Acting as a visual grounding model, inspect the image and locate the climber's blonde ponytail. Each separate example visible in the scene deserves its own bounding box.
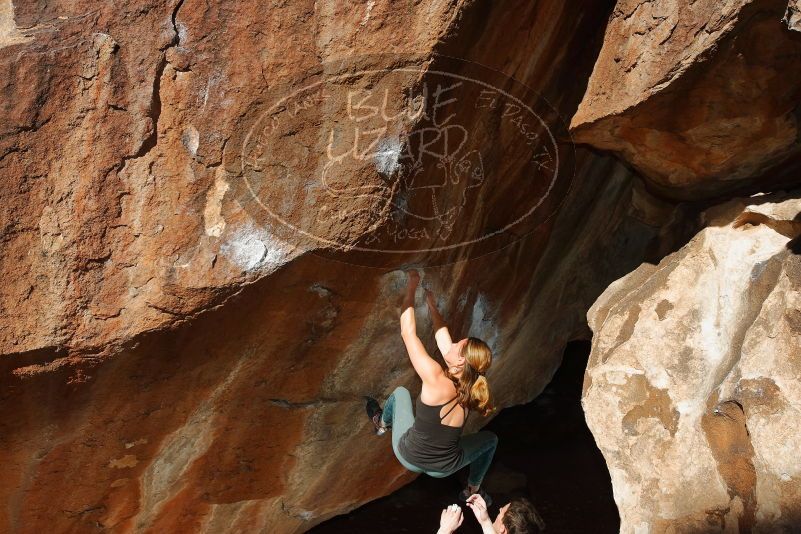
[452,337,494,417]
[469,374,492,416]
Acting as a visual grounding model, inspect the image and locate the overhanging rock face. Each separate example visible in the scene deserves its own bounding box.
[5,0,800,531]
[1,0,669,532]
[1,0,485,360]
[584,191,801,533]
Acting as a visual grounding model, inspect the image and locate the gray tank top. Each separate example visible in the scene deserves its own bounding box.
[397,395,467,473]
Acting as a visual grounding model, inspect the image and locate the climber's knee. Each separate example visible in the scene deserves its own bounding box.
[391,385,411,401]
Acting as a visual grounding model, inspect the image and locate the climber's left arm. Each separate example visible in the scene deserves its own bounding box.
[425,289,453,356]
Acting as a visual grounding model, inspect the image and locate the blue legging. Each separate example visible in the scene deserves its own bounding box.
[381,386,498,487]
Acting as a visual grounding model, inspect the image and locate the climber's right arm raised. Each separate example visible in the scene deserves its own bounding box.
[400,270,442,384]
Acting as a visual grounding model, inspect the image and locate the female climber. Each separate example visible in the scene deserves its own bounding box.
[365,269,498,505]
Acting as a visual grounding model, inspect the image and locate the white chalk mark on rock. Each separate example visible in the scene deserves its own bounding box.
[221,229,267,271]
[374,137,402,176]
[469,292,500,356]
[360,0,376,26]
[204,169,229,237]
[220,222,296,272]
[182,125,200,157]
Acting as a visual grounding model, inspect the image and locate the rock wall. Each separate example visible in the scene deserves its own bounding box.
[1,0,484,360]
[571,0,801,200]
[583,191,801,532]
[574,2,801,532]
[4,0,801,531]
[0,0,667,532]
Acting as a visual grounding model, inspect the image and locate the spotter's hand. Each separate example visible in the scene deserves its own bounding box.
[466,494,490,523]
[437,504,464,534]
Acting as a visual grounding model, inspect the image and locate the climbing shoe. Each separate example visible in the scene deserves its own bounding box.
[364,396,390,435]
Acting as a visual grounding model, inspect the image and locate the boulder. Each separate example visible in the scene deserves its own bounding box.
[583,189,801,532]
[571,0,801,200]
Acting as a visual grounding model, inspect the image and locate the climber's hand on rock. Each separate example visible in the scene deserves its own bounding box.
[437,504,464,534]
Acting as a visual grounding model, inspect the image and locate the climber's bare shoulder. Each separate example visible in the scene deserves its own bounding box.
[420,373,458,406]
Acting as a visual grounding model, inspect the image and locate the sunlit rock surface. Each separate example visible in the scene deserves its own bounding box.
[571,0,801,200]
[583,190,801,533]
[2,0,492,359]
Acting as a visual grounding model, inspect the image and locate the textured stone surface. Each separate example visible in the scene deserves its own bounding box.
[785,0,801,32]
[571,0,801,200]
[2,0,488,361]
[0,0,676,532]
[583,190,801,533]
[5,0,800,531]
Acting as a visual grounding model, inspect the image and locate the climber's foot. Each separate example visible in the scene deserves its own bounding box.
[364,396,390,436]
